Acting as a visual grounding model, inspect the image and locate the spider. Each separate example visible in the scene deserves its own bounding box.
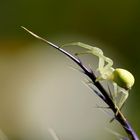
[62,42,135,112]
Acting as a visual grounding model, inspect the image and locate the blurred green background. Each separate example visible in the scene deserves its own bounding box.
[0,0,140,139]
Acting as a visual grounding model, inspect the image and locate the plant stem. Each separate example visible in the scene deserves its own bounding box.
[22,27,139,140]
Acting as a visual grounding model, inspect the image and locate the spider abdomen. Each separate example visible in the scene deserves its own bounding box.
[111,68,135,90]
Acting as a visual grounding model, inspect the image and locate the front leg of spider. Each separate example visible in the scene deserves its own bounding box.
[62,42,97,56]
[95,55,114,82]
[61,42,113,80]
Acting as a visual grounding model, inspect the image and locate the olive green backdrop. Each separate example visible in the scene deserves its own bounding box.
[0,0,140,139]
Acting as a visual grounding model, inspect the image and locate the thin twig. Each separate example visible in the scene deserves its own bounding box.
[21,26,139,140]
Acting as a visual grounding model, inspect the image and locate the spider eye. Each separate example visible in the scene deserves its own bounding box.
[111,68,135,90]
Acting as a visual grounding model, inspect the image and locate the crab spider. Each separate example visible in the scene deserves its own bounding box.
[62,42,135,112]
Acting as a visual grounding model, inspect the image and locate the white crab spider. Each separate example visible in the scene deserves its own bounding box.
[62,42,135,112]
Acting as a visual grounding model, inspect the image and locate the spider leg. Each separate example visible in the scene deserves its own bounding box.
[95,53,114,81]
[112,83,121,115]
[113,83,118,101]
[117,88,129,110]
[61,42,94,50]
[97,57,105,72]
[103,57,113,71]
[115,87,128,115]
[62,42,114,84]
[74,51,91,56]
[107,83,113,100]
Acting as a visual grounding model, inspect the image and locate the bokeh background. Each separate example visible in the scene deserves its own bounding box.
[0,0,140,139]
